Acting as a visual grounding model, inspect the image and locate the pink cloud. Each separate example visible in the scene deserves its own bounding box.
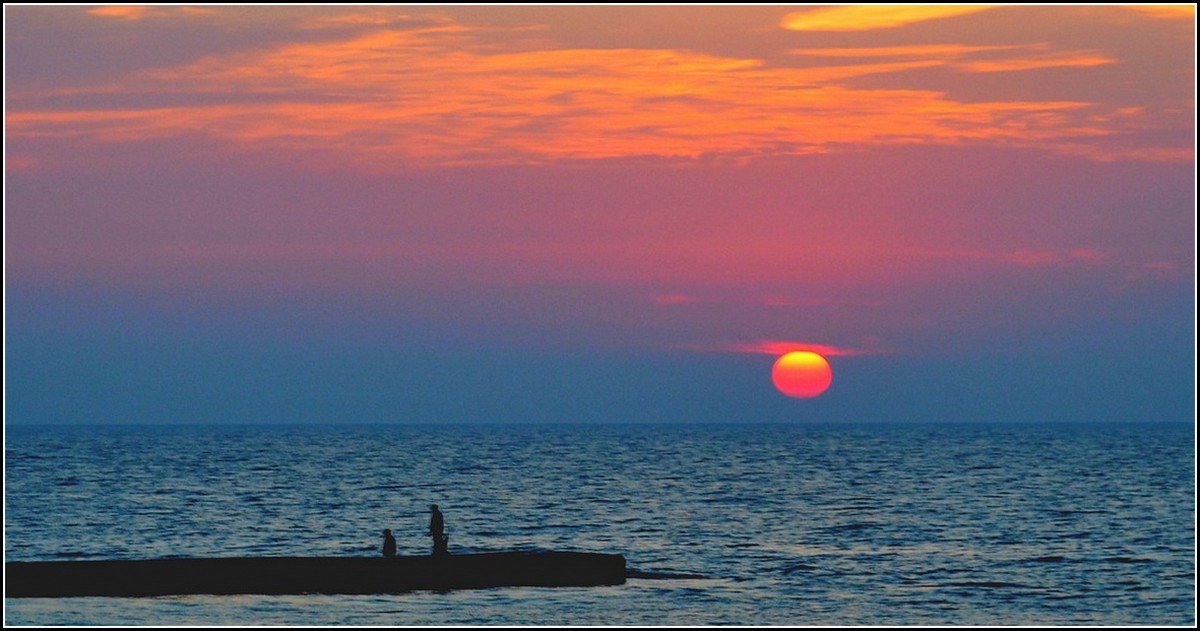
[1111,259,1185,292]
[649,293,698,306]
[1069,248,1107,262]
[760,296,834,308]
[1001,249,1061,267]
[681,340,885,357]
[760,296,886,309]
[919,247,1114,268]
[5,154,42,172]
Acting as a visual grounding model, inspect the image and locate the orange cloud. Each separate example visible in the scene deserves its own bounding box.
[781,6,994,32]
[957,52,1115,73]
[298,12,423,29]
[793,44,1115,74]
[87,6,153,20]
[791,44,1029,58]
[1123,5,1195,20]
[88,6,215,21]
[5,24,1183,168]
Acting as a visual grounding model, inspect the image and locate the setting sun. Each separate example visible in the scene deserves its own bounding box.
[771,351,833,398]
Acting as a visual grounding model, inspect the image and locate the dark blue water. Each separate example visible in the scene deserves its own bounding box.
[5,423,1195,625]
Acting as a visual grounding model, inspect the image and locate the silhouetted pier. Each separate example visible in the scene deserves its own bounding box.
[6,552,626,597]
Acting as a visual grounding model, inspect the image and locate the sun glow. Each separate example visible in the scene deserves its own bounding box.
[771,351,833,398]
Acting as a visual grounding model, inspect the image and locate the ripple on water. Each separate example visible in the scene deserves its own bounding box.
[4,422,1195,626]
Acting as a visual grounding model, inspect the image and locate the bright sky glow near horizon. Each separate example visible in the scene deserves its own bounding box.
[5,5,1196,424]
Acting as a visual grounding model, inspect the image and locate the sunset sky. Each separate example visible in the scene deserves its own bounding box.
[5,5,1195,424]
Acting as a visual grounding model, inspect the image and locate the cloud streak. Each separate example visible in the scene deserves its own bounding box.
[681,340,886,357]
[1122,5,1196,20]
[781,6,994,32]
[918,247,1114,268]
[791,43,1116,74]
[87,5,215,21]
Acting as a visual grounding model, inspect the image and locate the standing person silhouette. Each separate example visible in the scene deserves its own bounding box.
[381,528,397,557]
[428,504,448,555]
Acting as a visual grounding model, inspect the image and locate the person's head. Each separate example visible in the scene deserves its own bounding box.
[430,504,439,511]
[383,529,391,536]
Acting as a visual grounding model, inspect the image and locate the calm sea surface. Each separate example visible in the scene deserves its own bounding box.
[4,423,1195,625]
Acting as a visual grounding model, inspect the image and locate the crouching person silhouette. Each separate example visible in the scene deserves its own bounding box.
[381,528,397,557]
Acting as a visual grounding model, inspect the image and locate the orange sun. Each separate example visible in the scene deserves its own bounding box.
[771,351,833,398]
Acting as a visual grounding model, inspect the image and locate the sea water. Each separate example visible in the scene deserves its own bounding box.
[4,422,1195,625]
